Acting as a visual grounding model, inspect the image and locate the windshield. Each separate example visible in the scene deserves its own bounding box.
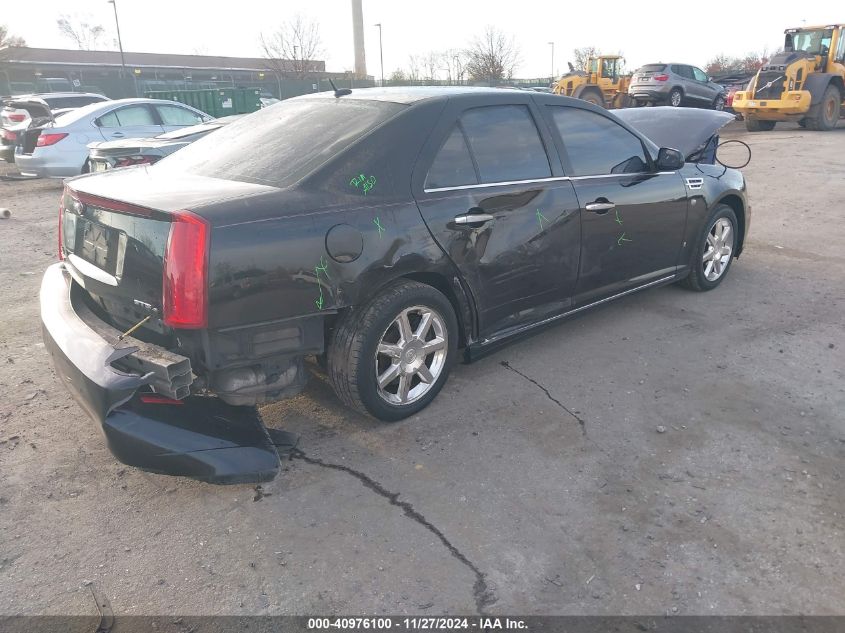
[155,97,405,188]
[790,29,833,54]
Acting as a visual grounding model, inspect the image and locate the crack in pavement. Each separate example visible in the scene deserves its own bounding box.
[291,449,497,614]
[501,361,587,435]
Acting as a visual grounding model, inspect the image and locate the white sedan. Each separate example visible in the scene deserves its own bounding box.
[14,98,212,178]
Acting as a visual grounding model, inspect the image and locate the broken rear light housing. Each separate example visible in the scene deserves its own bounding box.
[114,155,160,168]
[37,133,69,147]
[163,210,210,329]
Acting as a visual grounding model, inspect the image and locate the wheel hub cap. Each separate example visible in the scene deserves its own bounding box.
[702,217,734,282]
[375,306,448,405]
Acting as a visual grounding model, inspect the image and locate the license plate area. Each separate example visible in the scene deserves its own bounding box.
[77,218,122,277]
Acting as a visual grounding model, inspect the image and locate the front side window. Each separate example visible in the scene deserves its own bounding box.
[549,106,648,176]
[459,105,551,183]
[156,105,205,126]
[425,126,477,189]
[692,67,708,82]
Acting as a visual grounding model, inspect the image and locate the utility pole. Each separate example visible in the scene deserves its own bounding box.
[374,23,384,86]
[548,41,555,83]
[108,0,130,94]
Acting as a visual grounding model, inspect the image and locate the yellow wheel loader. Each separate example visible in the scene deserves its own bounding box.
[552,55,632,109]
[733,24,845,131]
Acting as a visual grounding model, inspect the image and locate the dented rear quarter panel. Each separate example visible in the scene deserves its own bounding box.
[202,98,472,334]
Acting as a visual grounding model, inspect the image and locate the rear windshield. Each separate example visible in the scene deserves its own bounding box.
[44,95,107,109]
[638,64,666,73]
[155,97,405,188]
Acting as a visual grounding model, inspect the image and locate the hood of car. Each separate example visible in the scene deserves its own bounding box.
[614,107,735,160]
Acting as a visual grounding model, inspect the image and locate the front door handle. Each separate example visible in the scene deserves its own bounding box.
[585,201,615,214]
[111,132,125,138]
[454,212,495,225]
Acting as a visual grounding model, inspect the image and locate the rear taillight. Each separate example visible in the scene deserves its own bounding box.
[1,130,16,141]
[163,210,209,329]
[653,74,669,81]
[115,155,159,168]
[58,191,65,261]
[36,133,68,147]
[8,113,26,122]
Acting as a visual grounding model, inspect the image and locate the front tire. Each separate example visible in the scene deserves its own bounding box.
[680,204,738,292]
[805,84,841,131]
[328,280,458,421]
[713,95,726,111]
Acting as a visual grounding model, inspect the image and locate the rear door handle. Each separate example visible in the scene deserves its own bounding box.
[454,212,495,225]
[585,202,615,214]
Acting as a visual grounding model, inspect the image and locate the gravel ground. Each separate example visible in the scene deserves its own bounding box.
[0,121,843,617]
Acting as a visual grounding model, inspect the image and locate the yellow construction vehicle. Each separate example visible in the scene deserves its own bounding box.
[552,55,632,109]
[733,24,845,131]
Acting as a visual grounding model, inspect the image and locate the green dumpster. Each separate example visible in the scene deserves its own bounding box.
[144,88,262,118]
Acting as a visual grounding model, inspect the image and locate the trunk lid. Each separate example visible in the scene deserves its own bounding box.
[60,168,278,335]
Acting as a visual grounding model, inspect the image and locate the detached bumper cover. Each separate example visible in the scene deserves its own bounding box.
[40,263,280,483]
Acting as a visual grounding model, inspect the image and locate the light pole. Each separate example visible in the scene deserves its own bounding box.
[548,41,555,83]
[453,55,461,84]
[374,23,384,86]
[107,0,128,92]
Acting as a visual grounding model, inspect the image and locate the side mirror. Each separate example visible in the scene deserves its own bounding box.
[656,147,684,171]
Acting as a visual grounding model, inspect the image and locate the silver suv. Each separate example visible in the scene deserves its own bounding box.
[628,63,726,110]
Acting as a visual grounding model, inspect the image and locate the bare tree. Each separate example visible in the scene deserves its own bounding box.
[570,46,599,72]
[443,49,466,83]
[705,49,772,76]
[0,24,26,61]
[421,51,442,80]
[407,55,421,81]
[389,69,407,82]
[260,14,323,79]
[464,26,520,84]
[57,14,107,50]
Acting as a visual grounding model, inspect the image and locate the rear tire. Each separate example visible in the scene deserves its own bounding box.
[680,204,738,292]
[805,84,841,131]
[328,280,458,421]
[669,88,683,107]
[745,118,776,131]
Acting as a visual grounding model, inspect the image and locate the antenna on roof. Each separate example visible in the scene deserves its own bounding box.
[328,78,352,98]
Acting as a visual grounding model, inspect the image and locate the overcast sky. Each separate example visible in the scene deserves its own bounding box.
[5,1,836,77]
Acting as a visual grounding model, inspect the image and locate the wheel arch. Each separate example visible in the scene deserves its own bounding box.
[805,73,842,104]
[330,267,477,352]
[714,194,746,256]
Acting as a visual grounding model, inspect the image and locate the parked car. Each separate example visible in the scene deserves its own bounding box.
[86,115,243,171]
[40,87,749,483]
[14,98,212,178]
[628,63,726,110]
[1,93,109,162]
[711,73,756,114]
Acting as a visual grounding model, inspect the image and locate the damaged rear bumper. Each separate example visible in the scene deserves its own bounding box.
[40,262,281,484]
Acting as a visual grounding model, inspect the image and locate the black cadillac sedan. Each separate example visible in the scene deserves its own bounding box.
[40,87,749,482]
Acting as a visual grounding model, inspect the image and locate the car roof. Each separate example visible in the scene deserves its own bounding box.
[296,86,535,105]
[13,92,107,100]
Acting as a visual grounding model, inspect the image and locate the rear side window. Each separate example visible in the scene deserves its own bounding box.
[549,106,648,176]
[425,126,477,189]
[157,98,405,188]
[674,65,694,80]
[156,104,205,125]
[97,105,155,127]
[460,105,551,183]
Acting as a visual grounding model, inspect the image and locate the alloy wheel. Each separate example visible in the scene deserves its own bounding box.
[375,305,448,405]
[702,218,734,281]
[671,90,682,107]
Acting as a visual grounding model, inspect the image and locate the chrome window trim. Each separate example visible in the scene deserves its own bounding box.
[423,171,677,193]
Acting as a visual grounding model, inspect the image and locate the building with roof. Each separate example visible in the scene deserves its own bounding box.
[0,47,373,99]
